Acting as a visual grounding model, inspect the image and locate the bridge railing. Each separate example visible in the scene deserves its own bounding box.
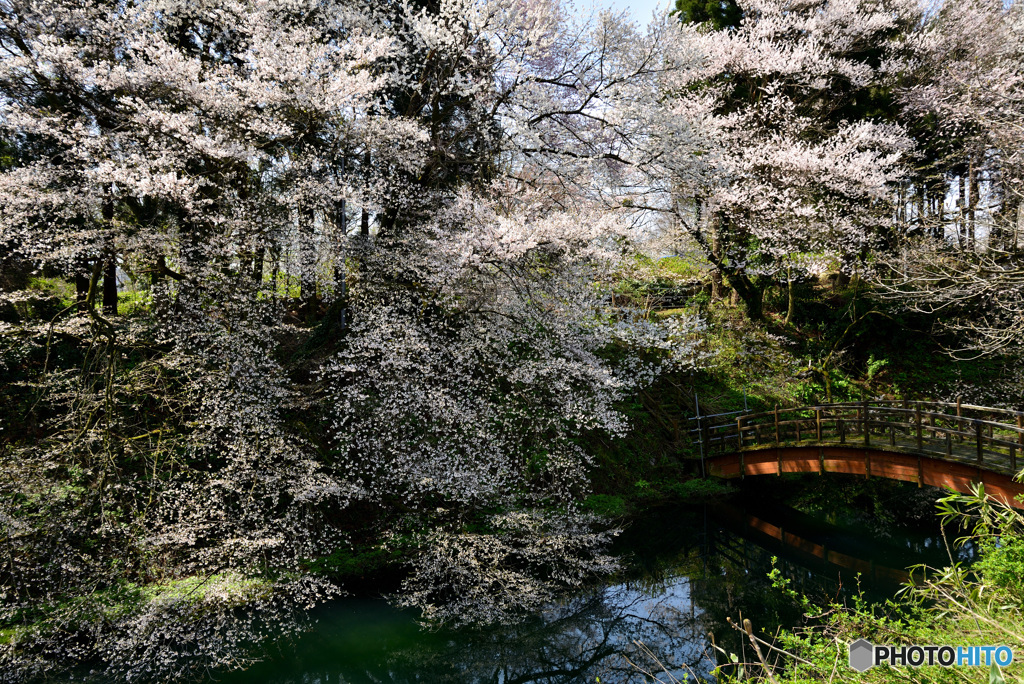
[696,400,1024,476]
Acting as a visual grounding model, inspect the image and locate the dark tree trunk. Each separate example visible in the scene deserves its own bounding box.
[102,256,117,316]
[152,255,166,287]
[710,234,724,302]
[360,207,369,237]
[724,271,764,320]
[251,247,265,282]
[968,158,979,249]
[785,264,795,325]
[102,195,117,315]
[299,208,318,320]
[360,150,371,238]
[75,268,91,312]
[957,174,967,249]
[270,244,281,300]
[921,189,929,237]
[690,211,763,319]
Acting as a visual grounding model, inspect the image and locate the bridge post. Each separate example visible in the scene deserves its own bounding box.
[1018,415,1023,454]
[956,395,964,443]
[863,401,870,447]
[838,417,845,443]
[976,420,984,464]
[816,409,822,442]
[774,405,780,445]
[921,403,929,450]
[1015,415,1023,472]
[737,417,745,450]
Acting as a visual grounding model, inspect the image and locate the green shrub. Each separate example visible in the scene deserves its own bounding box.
[27,276,75,309]
[665,478,731,500]
[582,494,627,518]
[976,533,1024,604]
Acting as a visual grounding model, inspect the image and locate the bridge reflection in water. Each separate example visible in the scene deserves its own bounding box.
[707,498,961,587]
[697,400,1024,508]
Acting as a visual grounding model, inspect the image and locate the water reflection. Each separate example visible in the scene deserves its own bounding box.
[223,495,964,684]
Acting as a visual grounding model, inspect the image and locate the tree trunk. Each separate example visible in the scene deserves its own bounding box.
[102,256,117,316]
[299,208,318,320]
[102,197,117,316]
[957,174,967,249]
[75,267,91,312]
[970,155,978,248]
[710,234,724,302]
[251,247,265,283]
[1016,203,1024,252]
[784,264,795,325]
[151,254,166,287]
[360,150,371,238]
[921,188,929,236]
[724,271,764,320]
[968,157,979,249]
[270,245,281,300]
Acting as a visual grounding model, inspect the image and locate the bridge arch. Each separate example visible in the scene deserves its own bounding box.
[705,446,1024,509]
[695,401,1024,509]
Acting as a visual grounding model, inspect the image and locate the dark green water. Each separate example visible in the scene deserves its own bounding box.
[222,480,966,684]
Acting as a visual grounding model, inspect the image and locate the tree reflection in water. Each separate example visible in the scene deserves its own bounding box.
[223,499,959,684]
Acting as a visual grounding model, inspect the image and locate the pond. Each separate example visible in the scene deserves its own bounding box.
[222,479,969,683]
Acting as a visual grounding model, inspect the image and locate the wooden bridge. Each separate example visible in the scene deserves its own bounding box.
[697,400,1024,509]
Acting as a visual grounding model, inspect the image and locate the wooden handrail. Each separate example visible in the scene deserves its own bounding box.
[692,399,1024,477]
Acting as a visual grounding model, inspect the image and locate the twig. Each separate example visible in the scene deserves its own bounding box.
[728,617,780,684]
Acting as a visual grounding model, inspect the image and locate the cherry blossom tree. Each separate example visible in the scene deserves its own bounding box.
[895,0,1023,248]
[648,0,917,319]
[0,0,711,677]
[873,1,1024,357]
[0,0,423,677]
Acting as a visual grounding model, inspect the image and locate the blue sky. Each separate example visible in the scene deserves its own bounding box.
[601,0,671,24]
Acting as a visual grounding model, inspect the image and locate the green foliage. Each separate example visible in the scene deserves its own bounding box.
[656,256,704,280]
[865,353,889,382]
[307,546,405,580]
[27,276,75,309]
[939,486,1024,605]
[975,533,1024,604]
[673,0,743,31]
[665,478,731,500]
[607,253,707,312]
[765,489,1024,683]
[116,288,151,317]
[582,494,627,518]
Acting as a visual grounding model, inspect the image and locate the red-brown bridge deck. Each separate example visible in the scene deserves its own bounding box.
[706,446,1024,509]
